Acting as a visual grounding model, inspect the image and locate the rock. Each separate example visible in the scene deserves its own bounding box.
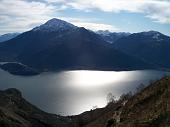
[0,88,73,127]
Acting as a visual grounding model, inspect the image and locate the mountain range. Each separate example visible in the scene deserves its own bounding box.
[96,30,131,43]
[112,31,170,70]
[0,18,153,73]
[0,18,169,74]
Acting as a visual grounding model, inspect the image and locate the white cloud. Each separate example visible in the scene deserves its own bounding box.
[72,22,119,32]
[0,0,118,34]
[0,0,55,34]
[144,1,170,24]
[45,0,170,24]
[1,0,169,34]
[44,0,67,3]
[56,17,119,31]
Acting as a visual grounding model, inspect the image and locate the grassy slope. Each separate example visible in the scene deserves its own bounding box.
[83,76,170,127]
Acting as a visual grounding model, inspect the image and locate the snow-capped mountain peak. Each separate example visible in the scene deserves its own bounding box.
[33,18,77,32]
[96,30,111,36]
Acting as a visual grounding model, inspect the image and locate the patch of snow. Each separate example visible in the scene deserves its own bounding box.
[152,33,160,39]
[96,30,111,36]
[152,33,163,41]
[33,18,77,32]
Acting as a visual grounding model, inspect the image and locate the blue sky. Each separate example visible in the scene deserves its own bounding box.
[0,0,170,35]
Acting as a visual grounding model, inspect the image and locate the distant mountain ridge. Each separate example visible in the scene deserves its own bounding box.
[96,30,131,43]
[0,18,152,72]
[113,31,170,70]
[0,33,20,42]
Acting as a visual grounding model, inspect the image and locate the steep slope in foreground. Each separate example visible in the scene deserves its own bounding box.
[0,18,152,72]
[87,76,170,127]
[116,76,170,127]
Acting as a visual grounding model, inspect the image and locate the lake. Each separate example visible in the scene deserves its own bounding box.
[0,69,169,115]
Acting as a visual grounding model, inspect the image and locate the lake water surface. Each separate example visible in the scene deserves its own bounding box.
[0,69,169,115]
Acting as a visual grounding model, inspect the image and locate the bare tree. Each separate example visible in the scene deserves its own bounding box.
[107,92,116,104]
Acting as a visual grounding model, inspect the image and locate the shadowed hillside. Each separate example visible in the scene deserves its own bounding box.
[0,19,152,73]
[113,31,170,70]
[82,76,170,127]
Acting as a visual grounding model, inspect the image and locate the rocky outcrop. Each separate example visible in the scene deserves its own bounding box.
[0,88,72,127]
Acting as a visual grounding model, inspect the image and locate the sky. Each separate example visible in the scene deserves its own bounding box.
[0,0,170,35]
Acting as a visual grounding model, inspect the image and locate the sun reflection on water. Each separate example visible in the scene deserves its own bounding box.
[64,70,131,88]
[0,69,168,115]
